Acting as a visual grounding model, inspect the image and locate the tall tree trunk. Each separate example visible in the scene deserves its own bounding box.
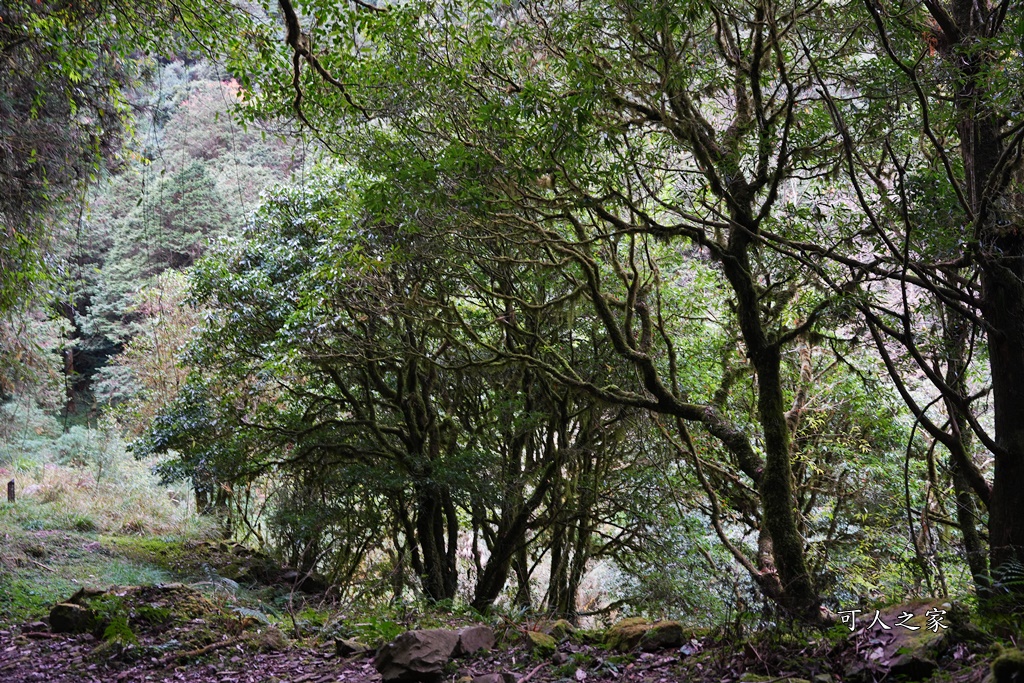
[513,545,532,608]
[414,481,458,601]
[721,218,823,622]
[472,458,556,611]
[946,0,1024,598]
[943,312,990,592]
[981,262,1024,591]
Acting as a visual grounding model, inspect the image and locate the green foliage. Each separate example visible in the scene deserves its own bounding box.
[350,615,406,647]
[102,614,139,646]
[61,59,300,421]
[2,0,1008,630]
[53,426,114,473]
[136,604,174,624]
[223,0,923,621]
[0,395,64,468]
[0,0,131,316]
[231,606,273,626]
[0,312,67,402]
[97,271,202,434]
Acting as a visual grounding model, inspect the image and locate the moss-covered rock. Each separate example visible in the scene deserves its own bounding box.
[605,618,685,652]
[336,637,373,657]
[250,626,290,652]
[48,584,219,641]
[524,630,557,655]
[991,648,1024,683]
[546,619,576,640]
[49,602,97,634]
[570,628,605,645]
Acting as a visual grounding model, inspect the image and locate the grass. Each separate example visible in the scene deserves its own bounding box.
[0,501,179,622]
[0,415,226,623]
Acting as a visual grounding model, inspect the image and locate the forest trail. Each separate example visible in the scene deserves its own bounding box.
[0,610,696,683]
[0,628,373,683]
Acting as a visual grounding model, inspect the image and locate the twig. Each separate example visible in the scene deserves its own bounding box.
[520,662,547,683]
[24,631,62,639]
[158,635,246,665]
[29,559,56,573]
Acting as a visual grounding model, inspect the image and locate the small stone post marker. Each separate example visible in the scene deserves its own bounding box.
[7,479,14,503]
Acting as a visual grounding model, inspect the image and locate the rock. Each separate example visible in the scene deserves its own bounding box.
[841,599,950,682]
[374,629,461,683]
[472,675,505,683]
[67,587,106,605]
[552,652,570,665]
[251,626,290,652]
[336,637,373,657]
[546,619,576,640]
[571,628,605,645]
[49,603,97,634]
[455,625,495,656]
[605,618,685,652]
[740,676,809,683]
[23,621,47,633]
[278,569,328,593]
[471,674,517,683]
[992,649,1024,683]
[524,630,557,654]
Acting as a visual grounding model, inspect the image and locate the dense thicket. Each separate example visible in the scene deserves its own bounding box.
[135,166,918,617]
[200,0,910,621]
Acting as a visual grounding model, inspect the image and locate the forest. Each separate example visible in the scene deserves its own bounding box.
[1,0,1024,680]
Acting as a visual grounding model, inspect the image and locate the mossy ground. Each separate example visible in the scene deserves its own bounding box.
[0,501,177,622]
[0,500,291,628]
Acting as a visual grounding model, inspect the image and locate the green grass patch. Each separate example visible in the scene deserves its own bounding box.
[0,502,176,624]
[101,535,192,570]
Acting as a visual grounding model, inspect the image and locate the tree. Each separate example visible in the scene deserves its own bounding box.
[1,0,274,416]
[808,0,1024,603]
[233,0,890,622]
[98,271,202,436]
[0,0,134,315]
[138,169,718,612]
[57,59,300,417]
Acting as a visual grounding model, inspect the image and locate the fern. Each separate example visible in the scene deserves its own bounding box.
[231,606,272,625]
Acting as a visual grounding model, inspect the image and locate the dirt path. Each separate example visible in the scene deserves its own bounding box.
[0,627,381,683]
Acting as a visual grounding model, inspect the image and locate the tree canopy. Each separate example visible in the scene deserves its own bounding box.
[3,0,1024,625]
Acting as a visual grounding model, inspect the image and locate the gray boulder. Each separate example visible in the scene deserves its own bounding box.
[455,625,496,656]
[336,637,372,657]
[374,629,461,683]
